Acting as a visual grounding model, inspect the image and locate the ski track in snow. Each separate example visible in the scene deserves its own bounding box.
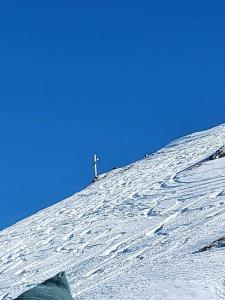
[1,124,225,299]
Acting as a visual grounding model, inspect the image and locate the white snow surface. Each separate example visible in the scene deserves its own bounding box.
[1,124,225,299]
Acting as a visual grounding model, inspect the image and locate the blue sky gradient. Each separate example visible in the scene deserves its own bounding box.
[0,0,224,229]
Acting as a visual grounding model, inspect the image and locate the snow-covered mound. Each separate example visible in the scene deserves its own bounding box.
[1,124,225,300]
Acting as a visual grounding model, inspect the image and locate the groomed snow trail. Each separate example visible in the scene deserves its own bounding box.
[1,124,225,299]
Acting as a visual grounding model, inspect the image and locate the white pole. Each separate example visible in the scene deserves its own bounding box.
[94,154,98,178]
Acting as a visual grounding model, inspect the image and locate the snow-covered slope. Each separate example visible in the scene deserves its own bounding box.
[1,124,225,300]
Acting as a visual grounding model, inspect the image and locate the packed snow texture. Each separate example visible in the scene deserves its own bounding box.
[1,124,225,299]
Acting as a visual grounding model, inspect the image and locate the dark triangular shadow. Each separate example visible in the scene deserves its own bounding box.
[15,272,74,300]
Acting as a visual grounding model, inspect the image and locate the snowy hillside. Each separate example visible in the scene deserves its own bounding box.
[1,124,225,300]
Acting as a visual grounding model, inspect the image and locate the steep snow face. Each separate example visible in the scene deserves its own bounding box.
[1,124,225,300]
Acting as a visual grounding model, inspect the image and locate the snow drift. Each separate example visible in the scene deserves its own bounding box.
[1,124,225,299]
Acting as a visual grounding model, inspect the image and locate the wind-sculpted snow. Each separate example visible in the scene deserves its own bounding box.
[1,124,225,299]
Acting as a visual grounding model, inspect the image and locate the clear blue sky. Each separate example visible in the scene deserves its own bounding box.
[0,0,224,229]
